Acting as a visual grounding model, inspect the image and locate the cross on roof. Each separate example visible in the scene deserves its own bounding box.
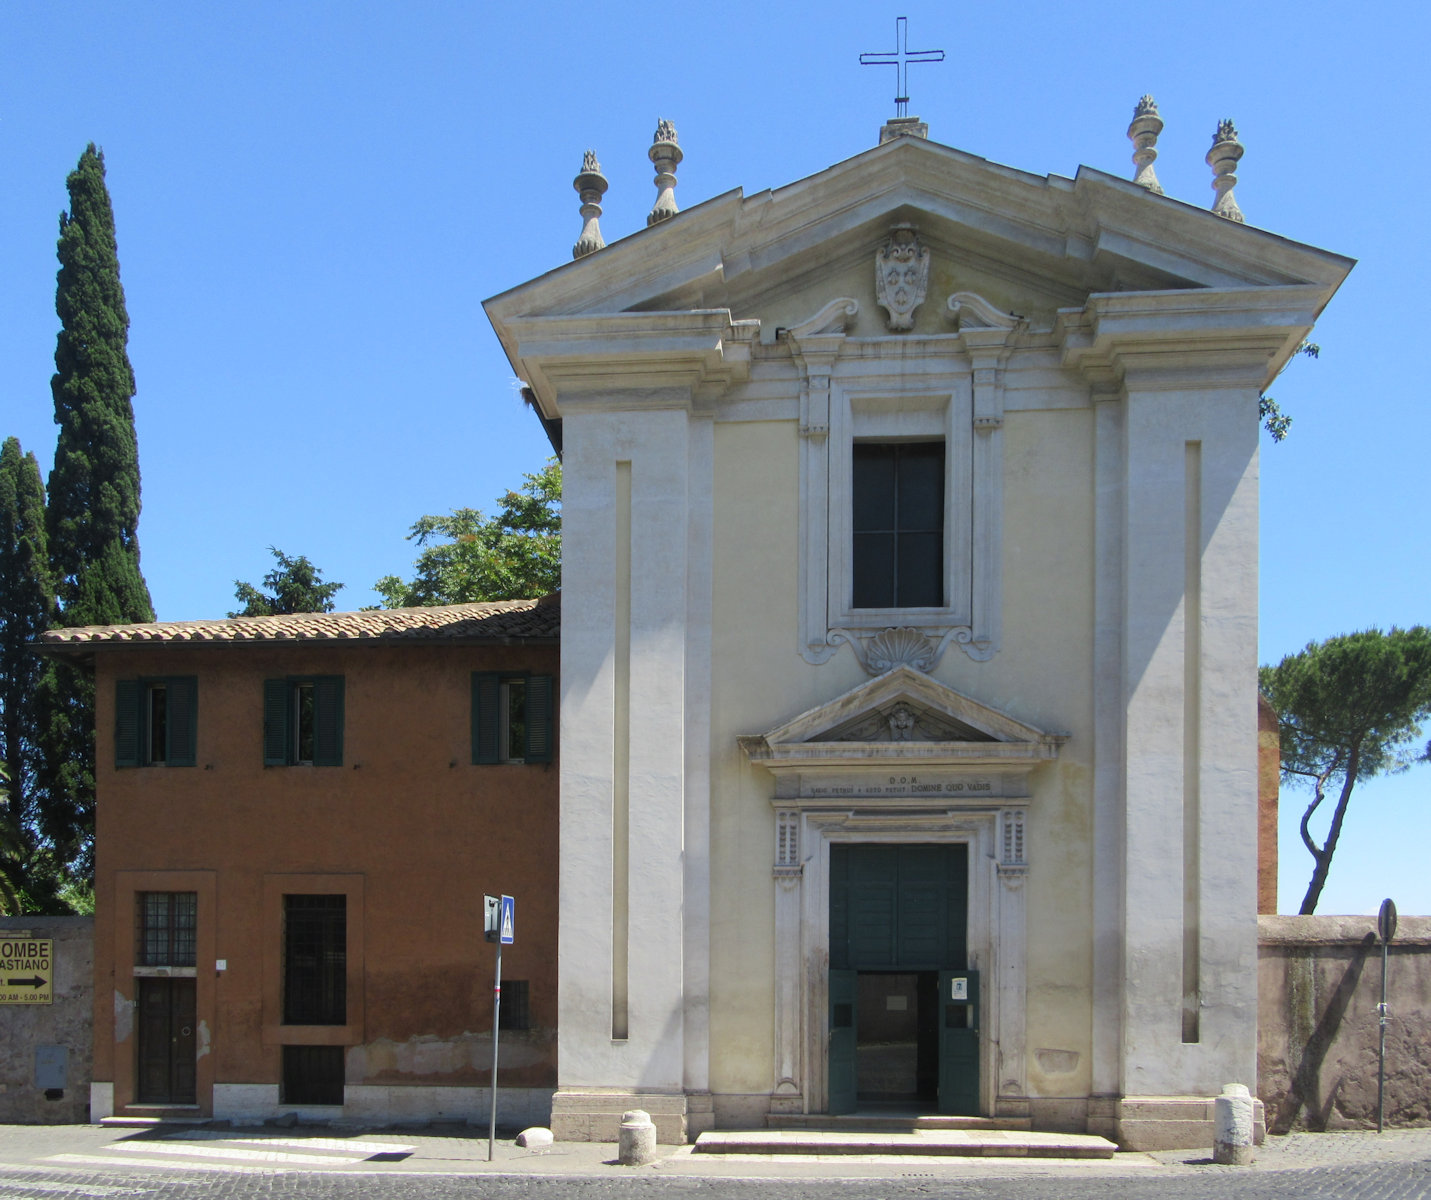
[859,17,945,119]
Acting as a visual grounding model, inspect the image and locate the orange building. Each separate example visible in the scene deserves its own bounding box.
[42,598,559,1126]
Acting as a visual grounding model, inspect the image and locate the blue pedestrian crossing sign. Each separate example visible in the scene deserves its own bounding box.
[499,895,515,945]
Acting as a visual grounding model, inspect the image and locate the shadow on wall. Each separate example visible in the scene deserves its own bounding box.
[1276,932,1372,1132]
[1259,915,1431,1133]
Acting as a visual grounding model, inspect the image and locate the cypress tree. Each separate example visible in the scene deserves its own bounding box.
[0,437,56,906]
[46,144,153,625]
[37,144,153,885]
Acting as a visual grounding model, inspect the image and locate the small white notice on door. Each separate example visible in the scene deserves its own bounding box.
[951,977,968,1001]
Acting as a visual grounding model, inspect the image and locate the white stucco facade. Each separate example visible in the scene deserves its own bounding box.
[484,131,1350,1149]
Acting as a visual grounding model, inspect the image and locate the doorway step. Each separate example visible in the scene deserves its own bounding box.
[693,1125,1117,1159]
[767,1113,1030,1132]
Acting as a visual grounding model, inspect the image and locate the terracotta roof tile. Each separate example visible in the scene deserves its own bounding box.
[39,594,560,648]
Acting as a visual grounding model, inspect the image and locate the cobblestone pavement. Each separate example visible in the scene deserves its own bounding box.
[0,1125,1426,1198]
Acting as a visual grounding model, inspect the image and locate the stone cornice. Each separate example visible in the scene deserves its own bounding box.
[1055,285,1331,391]
[502,310,758,416]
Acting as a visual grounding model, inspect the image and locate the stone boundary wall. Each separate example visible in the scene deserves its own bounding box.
[1259,914,1431,1132]
[0,916,93,1123]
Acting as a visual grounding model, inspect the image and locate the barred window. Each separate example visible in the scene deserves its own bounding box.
[283,895,346,1025]
[498,979,530,1031]
[137,892,197,967]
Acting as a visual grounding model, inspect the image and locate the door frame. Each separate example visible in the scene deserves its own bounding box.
[110,871,217,1116]
[769,806,1029,1120]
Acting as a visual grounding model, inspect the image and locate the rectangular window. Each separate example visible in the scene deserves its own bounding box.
[282,894,346,1025]
[472,672,553,765]
[852,441,945,609]
[136,892,197,967]
[498,979,531,1031]
[281,1044,344,1106]
[114,677,197,768]
[263,677,344,767]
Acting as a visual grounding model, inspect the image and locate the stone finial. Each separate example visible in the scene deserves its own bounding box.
[1207,118,1245,223]
[647,119,682,226]
[572,150,608,260]
[1127,95,1164,195]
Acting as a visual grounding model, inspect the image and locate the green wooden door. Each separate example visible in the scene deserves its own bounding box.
[828,968,857,1115]
[938,970,980,1116]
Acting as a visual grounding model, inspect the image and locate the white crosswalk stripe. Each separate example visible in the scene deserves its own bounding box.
[111,1143,357,1165]
[159,1132,415,1155]
[43,1153,287,1175]
[37,1130,419,1178]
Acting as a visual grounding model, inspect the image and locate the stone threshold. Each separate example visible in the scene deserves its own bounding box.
[768,1113,1033,1133]
[101,1113,215,1128]
[695,1128,1118,1158]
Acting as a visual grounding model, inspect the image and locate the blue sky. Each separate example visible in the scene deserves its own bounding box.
[2,2,1426,916]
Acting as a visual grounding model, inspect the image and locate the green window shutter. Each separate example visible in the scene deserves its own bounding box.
[115,679,141,768]
[525,674,554,764]
[472,672,500,764]
[165,676,198,767]
[312,676,344,767]
[263,678,290,766]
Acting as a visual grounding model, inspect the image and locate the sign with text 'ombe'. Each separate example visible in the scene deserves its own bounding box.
[0,938,53,1004]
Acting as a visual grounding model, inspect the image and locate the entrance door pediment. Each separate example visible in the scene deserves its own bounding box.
[739,664,1066,776]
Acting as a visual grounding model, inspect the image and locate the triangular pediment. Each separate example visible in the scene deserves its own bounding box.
[487,134,1352,333]
[739,665,1066,772]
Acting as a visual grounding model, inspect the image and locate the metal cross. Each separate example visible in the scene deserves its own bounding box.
[859,17,945,118]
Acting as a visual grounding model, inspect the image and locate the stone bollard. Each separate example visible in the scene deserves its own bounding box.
[618,1108,657,1166]
[1214,1083,1255,1165]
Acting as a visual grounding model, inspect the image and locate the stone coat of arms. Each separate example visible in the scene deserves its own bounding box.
[875,225,930,331]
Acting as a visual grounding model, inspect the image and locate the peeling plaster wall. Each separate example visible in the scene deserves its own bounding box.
[0,916,92,1123]
[1259,915,1431,1131]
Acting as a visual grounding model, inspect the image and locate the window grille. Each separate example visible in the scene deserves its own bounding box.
[136,892,197,967]
[281,1044,344,1105]
[283,894,346,1025]
[498,979,530,1031]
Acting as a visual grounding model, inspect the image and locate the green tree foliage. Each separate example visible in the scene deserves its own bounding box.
[46,145,153,624]
[1258,340,1319,443]
[0,764,23,915]
[36,144,153,887]
[0,437,59,907]
[230,548,344,617]
[1260,627,1431,914]
[374,459,561,607]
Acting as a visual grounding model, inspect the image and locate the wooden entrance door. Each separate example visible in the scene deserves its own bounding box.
[136,978,196,1104]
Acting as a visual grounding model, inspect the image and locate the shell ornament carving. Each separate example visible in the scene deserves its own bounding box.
[865,627,937,673]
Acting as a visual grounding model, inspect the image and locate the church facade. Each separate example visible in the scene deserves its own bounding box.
[485,120,1350,1148]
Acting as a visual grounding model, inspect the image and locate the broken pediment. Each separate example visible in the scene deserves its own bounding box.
[739,665,1066,781]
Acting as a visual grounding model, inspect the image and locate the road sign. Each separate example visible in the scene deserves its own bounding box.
[499,895,515,945]
[483,895,501,943]
[0,938,53,1005]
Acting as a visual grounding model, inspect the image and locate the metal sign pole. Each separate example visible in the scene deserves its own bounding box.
[1379,934,1388,1133]
[1377,897,1397,1134]
[489,935,502,1161]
